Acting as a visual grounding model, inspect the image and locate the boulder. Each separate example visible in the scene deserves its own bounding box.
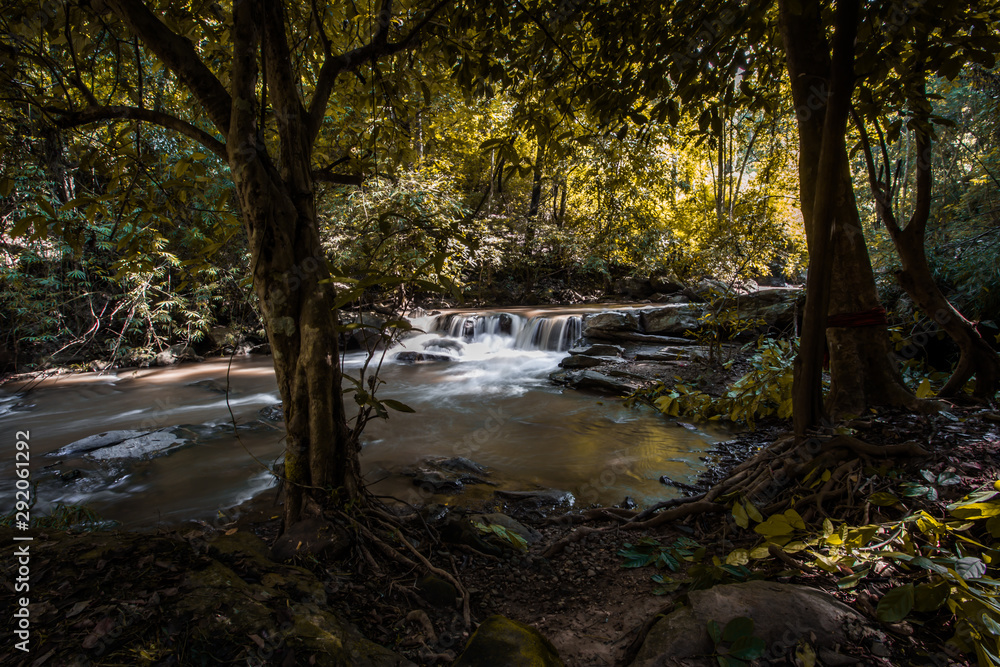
[422,337,464,352]
[684,277,733,303]
[454,615,564,667]
[493,489,575,508]
[52,428,192,461]
[650,274,686,293]
[558,355,608,369]
[612,277,654,298]
[630,580,866,667]
[634,346,711,363]
[639,305,704,335]
[394,350,455,363]
[258,404,284,421]
[716,287,804,329]
[568,344,624,357]
[154,344,201,366]
[429,456,489,476]
[550,369,640,395]
[581,311,640,339]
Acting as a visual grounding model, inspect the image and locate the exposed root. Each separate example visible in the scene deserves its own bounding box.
[542,525,612,558]
[539,431,933,555]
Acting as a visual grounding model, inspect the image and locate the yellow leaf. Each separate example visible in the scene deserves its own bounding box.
[915,378,934,399]
[726,549,750,566]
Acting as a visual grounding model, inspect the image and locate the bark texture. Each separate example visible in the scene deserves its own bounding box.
[779,0,915,431]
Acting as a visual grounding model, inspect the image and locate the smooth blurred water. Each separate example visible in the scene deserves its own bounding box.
[0,307,727,527]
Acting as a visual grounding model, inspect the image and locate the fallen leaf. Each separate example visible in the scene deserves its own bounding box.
[66,600,91,619]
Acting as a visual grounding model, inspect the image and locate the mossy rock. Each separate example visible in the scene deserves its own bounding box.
[454,615,564,667]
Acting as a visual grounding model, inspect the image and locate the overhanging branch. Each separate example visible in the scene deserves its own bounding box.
[53,105,227,159]
[306,0,450,147]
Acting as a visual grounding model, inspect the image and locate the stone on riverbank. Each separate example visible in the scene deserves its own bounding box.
[454,615,565,667]
[630,580,866,666]
[550,369,641,395]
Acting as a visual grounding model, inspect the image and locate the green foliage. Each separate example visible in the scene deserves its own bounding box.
[628,338,799,427]
[722,483,1000,665]
[618,536,753,595]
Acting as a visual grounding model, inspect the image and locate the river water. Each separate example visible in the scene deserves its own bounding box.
[0,306,727,527]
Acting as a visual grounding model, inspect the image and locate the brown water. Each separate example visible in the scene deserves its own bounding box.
[0,308,728,527]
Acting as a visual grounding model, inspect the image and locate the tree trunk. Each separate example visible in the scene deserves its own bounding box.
[231,156,360,527]
[855,70,1000,400]
[779,0,915,430]
[895,233,1000,398]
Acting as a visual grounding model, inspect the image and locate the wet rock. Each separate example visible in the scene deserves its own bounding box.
[394,350,455,363]
[59,469,82,482]
[659,475,700,493]
[634,346,711,362]
[53,428,191,460]
[568,344,624,357]
[258,403,285,422]
[581,311,640,339]
[188,379,230,393]
[421,337,464,352]
[638,304,704,336]
[550,369,640,395]
[620,496,637,510]
[469,513,543,545]
[454,615,564,667]
[154,344,202,366]
[630,580,866,667]
[269,518,351,562]
[412,471,464,493]
[430,457,489,476]
[558,354,608,369]
[52,430,150,456]
[494,489,575,508]
[416,574,459,607]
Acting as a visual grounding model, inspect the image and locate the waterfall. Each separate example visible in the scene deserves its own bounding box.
[410,311,583,352]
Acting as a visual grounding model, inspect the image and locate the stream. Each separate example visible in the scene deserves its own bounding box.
[0,306,728,527]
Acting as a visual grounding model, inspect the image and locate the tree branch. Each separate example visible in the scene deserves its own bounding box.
[852,107,900,236]
[311,169,363,186]
[51,105,227,159]
[98,0,233,136]
[306,0,450,147]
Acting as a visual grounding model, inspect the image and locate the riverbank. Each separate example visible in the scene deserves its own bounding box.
[5,405,999,665]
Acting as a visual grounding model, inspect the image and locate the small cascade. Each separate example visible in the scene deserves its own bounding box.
[413,311,582,353]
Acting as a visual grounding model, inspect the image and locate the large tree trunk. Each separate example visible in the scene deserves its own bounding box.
[779,0,915,431]
[231,161,360,526]
[227,0,361,528]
